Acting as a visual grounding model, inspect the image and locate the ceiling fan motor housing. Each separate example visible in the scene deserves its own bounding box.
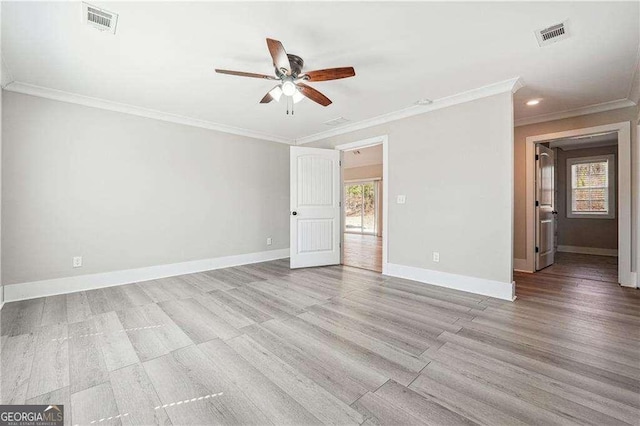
[276,54,304,78]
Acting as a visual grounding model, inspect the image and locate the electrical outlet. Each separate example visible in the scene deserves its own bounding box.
[73,256,83,268]
[397,195,406,204]
[266,237,273,246]
[432,252,440,262]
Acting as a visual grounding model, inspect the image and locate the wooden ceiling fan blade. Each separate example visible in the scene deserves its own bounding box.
[215,69,277,80]
[304,67,356,82]
[266,38,291,75]
[297,83,332,106]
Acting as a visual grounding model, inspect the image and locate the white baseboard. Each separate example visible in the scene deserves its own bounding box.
[384,263,515,301]
[557,245,618,257]
[513,258,532,273]
[4,249,290,303]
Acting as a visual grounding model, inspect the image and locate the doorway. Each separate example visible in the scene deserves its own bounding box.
[527,123,631,287]
[335,136,388,273]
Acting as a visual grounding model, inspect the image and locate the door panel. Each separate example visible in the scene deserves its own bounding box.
[536,145,556,270]
[290,147,341,269]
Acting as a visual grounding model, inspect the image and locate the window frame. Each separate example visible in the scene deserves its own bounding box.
[566,154,616,219]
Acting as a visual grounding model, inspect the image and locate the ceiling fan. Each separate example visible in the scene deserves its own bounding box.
[215,38,355,109]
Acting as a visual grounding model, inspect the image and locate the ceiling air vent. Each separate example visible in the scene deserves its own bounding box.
[535,21,568,47]
[82,3,118,34]
[323,117,350,126]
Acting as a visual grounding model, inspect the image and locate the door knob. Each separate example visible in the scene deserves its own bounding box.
[291,211,298,216]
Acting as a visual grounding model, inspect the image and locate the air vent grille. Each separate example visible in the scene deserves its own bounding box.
[82,3,118,34]
[535,21,569,47]
[323,117,350,126]
[87,7,112,27]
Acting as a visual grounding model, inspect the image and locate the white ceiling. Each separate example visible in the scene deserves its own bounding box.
[2,2,639,142]
[343,144,383,168]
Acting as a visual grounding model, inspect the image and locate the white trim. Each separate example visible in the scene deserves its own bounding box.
[4,82,292,145]
[336,135,389,271]
[513,258,531,272]
[557,245,618,257]
[515,99,637,127]
[385,263,515,301]
[3,248,289,303]
[297,77,523,145]
[525,122,633,287]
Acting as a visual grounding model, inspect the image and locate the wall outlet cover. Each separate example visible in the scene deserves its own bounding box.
[73,256,83,268]
[397,195,406,204]
[266,237,273,246]
[432,252,440,262]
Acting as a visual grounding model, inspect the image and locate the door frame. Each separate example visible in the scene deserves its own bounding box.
[524,121,633,287]
[335,135,389,273]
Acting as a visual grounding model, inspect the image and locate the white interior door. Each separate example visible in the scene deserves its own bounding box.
[290,146,341,268]
[535,145,556,270]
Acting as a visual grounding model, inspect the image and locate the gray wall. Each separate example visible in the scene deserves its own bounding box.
[556,145,618,250]
[310,92,514,286]
[2,91,290,285]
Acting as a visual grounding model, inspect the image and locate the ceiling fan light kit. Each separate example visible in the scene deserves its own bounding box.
[215,38,356,114]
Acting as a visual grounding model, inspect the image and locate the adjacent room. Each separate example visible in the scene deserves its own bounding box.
[342,144,384,272]
[1,2,639,425]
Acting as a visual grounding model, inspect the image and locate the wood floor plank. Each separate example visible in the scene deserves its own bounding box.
[242,323,372,404]
[66,292,93,324]
[374,380,476,425]
[70,382,121,426]
[27,323,69,400]
[158,297,239,342]
[109,363,172,426]
[68,318,109,394]
[228,334,364,425]
[27,387,71,426]
[41,295,68,326]
[116,304,193,362]
[1,298,45,336]
[351,391,425,425]
[198,339,322,425]
[143,345,272,425]
[1,333,36,404]
[93,311,139,371]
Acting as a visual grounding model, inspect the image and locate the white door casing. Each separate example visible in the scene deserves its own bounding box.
[290,146,341,268]
[536,145,555,270]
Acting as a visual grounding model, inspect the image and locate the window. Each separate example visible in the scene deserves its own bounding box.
[567,154,615,219]
[344,181,377,234]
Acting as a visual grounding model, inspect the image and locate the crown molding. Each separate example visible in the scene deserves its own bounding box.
[514,98,637,127]
[294,77,524,145]
[3,81,293,145]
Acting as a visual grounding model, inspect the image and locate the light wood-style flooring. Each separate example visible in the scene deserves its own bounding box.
[2,256,639,425]
[343,233,383,272]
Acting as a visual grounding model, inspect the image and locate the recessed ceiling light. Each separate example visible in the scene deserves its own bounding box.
[416,99,433,106]
[526,99,541,106]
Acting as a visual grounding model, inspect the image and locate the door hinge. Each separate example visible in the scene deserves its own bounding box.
[339,201,341,207]
[339,160,342,166]
[535,154,539,160]
[535,200,539,207]
[535,246,539,253]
